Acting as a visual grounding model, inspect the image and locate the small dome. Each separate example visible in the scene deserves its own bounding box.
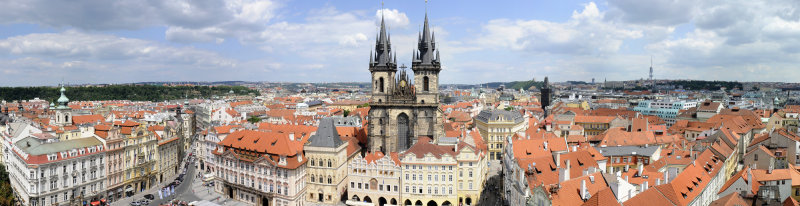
[57,86,69,104]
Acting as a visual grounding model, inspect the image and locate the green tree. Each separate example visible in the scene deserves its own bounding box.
[0,85,260,102]
[343,110,350,117]
[0,164,15,206]
[504,106,513,111]
[247,116,262,124]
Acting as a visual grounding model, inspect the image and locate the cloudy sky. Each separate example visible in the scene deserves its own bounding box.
[1,0,799,86]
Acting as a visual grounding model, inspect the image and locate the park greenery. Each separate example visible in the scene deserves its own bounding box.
[0,164,15,206]
[0,85,260,102]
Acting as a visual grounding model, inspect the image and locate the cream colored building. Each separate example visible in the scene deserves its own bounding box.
[347,151,401,206]
[304,119,359,204]
[455,136,488,206]
[398,136,488,206]
[474,109,526,160]
[155,123,181,184]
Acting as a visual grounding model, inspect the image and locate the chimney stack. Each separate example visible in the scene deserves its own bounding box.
[581,180,588,200]
[747,167,753,194]
[638,164,644,176]
[641,180,649,193]
[559,160,571,183]
[556,153,561,168]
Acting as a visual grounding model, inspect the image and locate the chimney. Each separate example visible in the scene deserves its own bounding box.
[747,167,753,194]
[566,159,571,170]
[641,181,649,193]
[768,165,773,174]
[556,152,561,167]
[637,164,643,176]
[581,180,588,200]
[559,160,571,183]
[544,142,548,150]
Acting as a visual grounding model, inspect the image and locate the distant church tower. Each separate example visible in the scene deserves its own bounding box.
[540,77,552,117]
[367,9,444,153]
[54,85,72,127]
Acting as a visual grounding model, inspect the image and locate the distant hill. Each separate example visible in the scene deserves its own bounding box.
[478,80,545,90]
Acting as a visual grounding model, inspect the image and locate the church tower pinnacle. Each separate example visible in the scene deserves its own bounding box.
[369,7,398,103]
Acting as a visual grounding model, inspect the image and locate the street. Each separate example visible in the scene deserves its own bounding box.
[477,160,507,206]
[111,152,248,206]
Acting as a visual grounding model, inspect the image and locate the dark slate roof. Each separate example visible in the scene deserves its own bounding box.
[0,113,10,125]
[307,118,344,148]
[474,109,524,124]
[595,145,660,157]
[306,100,324,107]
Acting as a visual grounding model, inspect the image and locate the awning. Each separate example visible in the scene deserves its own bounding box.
[90,201,101,206]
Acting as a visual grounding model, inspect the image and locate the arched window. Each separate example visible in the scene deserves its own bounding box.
[328,176,332,184]
[328,160,332,167]
[379,77,385,93]
[311,175,315,182]
[423,76,430,91]
[311,159,315,166]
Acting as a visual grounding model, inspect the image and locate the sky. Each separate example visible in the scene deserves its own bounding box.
[1,0,800,86]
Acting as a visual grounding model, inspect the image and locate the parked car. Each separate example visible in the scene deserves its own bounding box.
[144,194,154,200]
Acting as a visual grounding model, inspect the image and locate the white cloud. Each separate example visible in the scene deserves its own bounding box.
[0,30,236,67]
[642,0,800,82]
[605,0,697,26]
[474,2,642,55]
[376,9,410,28]
[0,0,280,44]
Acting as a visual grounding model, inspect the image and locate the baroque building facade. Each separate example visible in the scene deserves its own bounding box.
[367,13,445,153]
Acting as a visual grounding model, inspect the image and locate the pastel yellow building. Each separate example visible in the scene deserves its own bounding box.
[399,135,487,206]
[474,110,526,160]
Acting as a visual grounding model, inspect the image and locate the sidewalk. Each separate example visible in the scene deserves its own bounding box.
[190,171,249,206]
[112,159,189,206]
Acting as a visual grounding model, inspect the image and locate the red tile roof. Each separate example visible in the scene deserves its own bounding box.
[72,114,105,125]
[548,172,609,206]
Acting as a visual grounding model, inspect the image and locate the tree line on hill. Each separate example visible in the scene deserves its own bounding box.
[0,85,260,102]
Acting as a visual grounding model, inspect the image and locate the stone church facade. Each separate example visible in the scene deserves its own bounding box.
[367,14,444,153]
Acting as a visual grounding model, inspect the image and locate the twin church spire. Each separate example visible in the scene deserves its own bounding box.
[370,15,397,69]
[370,8,440,70]
[414,13,439,65]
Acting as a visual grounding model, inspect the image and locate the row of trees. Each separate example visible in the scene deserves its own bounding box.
[0,85,260,102]
[0,164,14,205]
[670,80,743,91]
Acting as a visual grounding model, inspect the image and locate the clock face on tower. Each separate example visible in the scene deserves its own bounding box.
[400,79,407,87]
